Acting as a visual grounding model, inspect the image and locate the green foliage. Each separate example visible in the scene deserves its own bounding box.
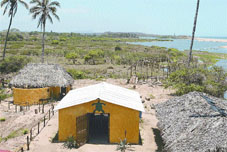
[21,49,41,56]
[65,52,79,64]
[22,129,28,135]
[6,33,24,41]
[0,56,31,74]
[150,94,155,99]
[116,138,129,152]
[84,49,104,65]
[115,46,122,51]
[165,66,227,97]
[51,40,60,45]
[67,69,86,79]
[0,118,6,122]
[63,136,78,149]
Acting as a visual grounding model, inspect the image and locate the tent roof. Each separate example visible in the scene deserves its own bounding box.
[55,82,144,112]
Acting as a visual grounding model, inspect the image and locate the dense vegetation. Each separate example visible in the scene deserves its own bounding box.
[0,30,226,98]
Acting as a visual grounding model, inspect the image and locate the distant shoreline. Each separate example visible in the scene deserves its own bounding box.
[195,37,227,43]
[195,37,227,49]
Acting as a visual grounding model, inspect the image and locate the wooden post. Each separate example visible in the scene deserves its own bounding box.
[39,103,40,112]
[38,122,40,134]
[27,136,29,150]
[49,110,50,120]
[42,103,44,114]
[30,129,32,141]
[52,104,54,116]
[44,116,46,127]
[8,102,10,110]
[21,147,24,152]
[15,105,17,113]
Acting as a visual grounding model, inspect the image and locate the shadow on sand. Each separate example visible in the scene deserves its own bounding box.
[152,128,164,152]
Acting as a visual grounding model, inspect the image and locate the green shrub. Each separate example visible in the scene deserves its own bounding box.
[165,66,227,97]
[67,69,86,79]
[116,138,129,152]
[52,40,59,45]
[22,129,28,135]
[63,136,78,149]
[0,118,6,122]
[115,46,122,51]
[65,52,79,64]
[0,56,31,74]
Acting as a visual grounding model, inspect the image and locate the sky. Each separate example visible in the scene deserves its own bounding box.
[0,0,227,37]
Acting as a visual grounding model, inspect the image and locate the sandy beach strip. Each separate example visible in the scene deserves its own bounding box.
[195,37,227,43]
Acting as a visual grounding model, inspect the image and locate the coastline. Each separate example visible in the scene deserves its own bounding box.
[195,37,227,49]
[195,37,227,43]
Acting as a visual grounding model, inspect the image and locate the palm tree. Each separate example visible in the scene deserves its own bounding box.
[30,0,60,63]
[1,0,28,60]
[188,0,200,66]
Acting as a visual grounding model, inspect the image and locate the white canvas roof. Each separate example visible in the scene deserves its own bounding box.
[55,82,144,112]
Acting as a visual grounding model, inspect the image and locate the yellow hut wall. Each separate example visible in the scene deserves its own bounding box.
[13,87,50,105]
[58,99,140,144]
[50,87,61,99]
[13,85,71,105]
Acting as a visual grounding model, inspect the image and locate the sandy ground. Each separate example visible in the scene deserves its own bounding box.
[25,79,174,152]
[0,95,57,151]
[195,37,227,43]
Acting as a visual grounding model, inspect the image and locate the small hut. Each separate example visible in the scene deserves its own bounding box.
[10,63,74,105]
[155,92,227,152]
[55,82,144,146]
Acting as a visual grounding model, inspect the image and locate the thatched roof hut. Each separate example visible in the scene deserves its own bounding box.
[155,92,227,152]
[10,63,74,88]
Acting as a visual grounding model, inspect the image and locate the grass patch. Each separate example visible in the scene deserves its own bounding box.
[149,94,155,99]
[22,129,29,135]
[0,117,6,122]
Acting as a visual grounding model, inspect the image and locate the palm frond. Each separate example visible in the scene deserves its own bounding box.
[52,12,59,21]
[30,0,41,5]
[47,14,53,24]
[49,1,60,7]
[18,0,29,9]
[3,2,9,15]
[0,0,8,7]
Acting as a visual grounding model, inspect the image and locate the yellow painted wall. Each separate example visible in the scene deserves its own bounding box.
[66,86,71,93]
[50,87,61,99]
[58,99,140,144]
[13,87,50,105]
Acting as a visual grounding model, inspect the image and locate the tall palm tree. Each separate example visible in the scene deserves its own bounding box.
[188,0,200,66]
[1,0,28,60]
[30,0,60,63]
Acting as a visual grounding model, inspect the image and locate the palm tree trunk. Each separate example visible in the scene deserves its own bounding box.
[188,0,200,67]
[2,9,14,60]
[41,23,46,63]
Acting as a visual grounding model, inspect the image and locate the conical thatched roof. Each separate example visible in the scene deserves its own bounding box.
[10,64,74,88]
[155,92,227,152]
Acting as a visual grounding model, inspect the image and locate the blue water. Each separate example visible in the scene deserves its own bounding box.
[129,38,227,53]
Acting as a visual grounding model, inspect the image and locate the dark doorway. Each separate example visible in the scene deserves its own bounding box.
[60,87,66,99]
[88,113,109,144]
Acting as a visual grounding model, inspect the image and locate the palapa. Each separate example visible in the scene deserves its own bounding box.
[10,63,74,88]
[155,92,227,152]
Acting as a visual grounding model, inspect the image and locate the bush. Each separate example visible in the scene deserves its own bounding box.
[67,69,86,79]
[51,40,59,45]
[22,129,28,135]
[65,52,79,64]
[84,49,104,65]
[0,56,31,74]
[165,66,227,97]
[63,136,78,149]
[0,118,6,122]
[115,46,122,51]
